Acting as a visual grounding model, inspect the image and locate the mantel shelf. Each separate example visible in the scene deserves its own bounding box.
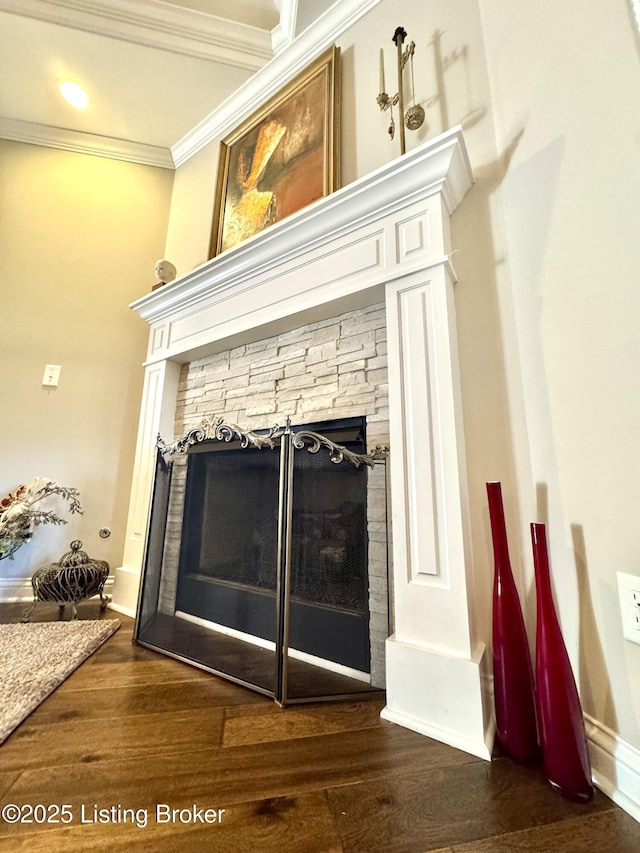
[129,126,473,366]
[131,125,472,328]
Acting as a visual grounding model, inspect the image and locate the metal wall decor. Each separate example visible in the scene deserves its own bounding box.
[376,26,426,155]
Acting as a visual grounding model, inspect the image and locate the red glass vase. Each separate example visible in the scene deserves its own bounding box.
[531,522,593,801]
[486,482,539,763]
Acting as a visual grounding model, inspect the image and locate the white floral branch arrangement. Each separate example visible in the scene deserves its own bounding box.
[0,478,82,561]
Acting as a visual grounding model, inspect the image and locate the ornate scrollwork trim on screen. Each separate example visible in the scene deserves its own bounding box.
[157,415,388,470]
[157,414,284,458]
[292,431,377,469]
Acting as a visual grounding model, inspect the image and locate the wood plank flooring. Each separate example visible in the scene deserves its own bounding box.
[1,602,639,852]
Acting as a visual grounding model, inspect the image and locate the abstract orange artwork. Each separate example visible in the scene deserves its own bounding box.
[210,46,340,257]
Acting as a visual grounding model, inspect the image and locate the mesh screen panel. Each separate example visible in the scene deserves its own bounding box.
[134,419,384,703]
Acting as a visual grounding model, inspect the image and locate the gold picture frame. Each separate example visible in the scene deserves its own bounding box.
[209,45,341,258]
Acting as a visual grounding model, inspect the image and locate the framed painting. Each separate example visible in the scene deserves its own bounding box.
[209,45,340,258]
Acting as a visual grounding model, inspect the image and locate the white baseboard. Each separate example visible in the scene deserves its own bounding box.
[382,635,494,761]
[585,713,640,823]
[381,703,495,761]
[107,600,137,619]
[110,565,141,615]
[0,576,33,602]
[0,575,116,605]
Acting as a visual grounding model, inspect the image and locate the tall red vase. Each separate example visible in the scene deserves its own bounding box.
[531,522,593,802]
[486,482,539,763]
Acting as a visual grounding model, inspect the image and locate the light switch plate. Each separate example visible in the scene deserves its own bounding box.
[42,364,61,387]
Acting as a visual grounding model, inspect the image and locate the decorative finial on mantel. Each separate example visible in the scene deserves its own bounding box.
[153,258,177,291]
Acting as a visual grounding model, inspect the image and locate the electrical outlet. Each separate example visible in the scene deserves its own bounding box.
[617,572,640,645]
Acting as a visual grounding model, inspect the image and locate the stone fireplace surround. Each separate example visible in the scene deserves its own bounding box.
[115,126,494,760]
[171,302,391,689]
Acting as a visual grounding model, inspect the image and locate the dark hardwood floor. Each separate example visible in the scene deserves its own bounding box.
[1,601,639,852]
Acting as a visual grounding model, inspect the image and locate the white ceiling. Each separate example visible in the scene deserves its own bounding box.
[0,0,337,167]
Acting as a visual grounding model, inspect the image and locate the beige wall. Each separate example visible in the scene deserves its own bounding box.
[0,141,173,582]
[477,0,640,746]
[164,142,219,278]
[344,0,640,757]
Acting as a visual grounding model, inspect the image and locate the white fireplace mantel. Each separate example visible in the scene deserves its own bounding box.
[116,126,494,760]
[131,125,472,366]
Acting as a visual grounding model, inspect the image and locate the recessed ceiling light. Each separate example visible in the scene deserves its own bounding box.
[58,80,90,109]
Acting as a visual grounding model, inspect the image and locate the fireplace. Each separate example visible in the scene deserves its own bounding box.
[135,415,388,704]
[119,129,494,759]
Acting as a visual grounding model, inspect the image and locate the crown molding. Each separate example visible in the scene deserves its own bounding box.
[0,117,174,168]
[0,0,272,70]
[0,0,383,167]
[271,0,297,55]
[171,0,384,167]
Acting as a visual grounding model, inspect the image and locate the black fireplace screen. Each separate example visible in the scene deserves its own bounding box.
[134,415,388,705]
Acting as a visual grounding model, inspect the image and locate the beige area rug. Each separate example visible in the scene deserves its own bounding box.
[0,619,120,744]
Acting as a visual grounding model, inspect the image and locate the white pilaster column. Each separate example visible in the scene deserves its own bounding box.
[112,358,181,616]
[382,260,493,759]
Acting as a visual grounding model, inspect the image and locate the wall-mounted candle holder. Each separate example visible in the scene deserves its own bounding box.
[377,26,425,155]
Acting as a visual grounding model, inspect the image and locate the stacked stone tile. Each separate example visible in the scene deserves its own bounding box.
[174,302,389,446]
[167,302,390,687]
